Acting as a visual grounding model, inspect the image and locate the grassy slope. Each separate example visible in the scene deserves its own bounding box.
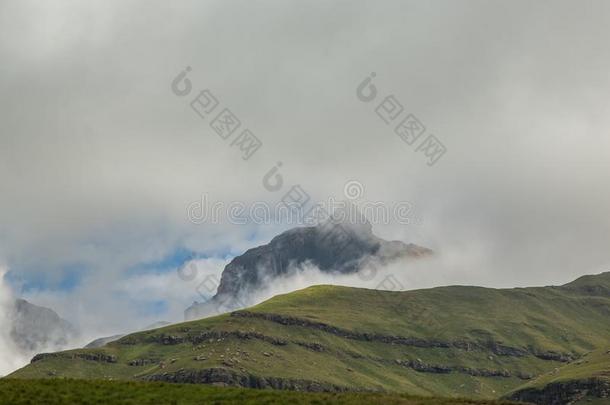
[519,348,610,388]
[505,348,610,404]
[8,272,610,401]
[0,379,517,405]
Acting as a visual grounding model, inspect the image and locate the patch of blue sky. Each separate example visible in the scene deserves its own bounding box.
[125,246,236,277]
[5,263,87,294]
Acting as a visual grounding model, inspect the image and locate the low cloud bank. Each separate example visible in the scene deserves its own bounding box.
[0,267,28,376]
[187,252,455,320]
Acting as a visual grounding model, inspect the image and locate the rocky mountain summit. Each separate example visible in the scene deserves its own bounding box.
[185,217,431,320]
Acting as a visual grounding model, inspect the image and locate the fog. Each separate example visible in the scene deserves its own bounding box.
[0,268,28,375]
[1,0,610,375]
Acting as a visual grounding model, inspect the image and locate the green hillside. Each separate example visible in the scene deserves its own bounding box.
[0,379,516,405]
[7,272,610,401]
[506,348,610,404]
[521,348,610,387]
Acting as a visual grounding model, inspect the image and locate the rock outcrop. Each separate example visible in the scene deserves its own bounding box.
[31,352,117,364]
[507,378,610,404]
[231,310,574,362]
[143,367,363,392]
[185,218,431,320]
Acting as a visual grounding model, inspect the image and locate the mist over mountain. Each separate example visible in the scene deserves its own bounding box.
[9,299,78,354]
[185,217,432,320]
[0,282,77,376]
[84,321,171,349]
[2,1,610,403]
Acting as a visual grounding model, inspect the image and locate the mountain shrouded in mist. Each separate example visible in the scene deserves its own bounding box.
[10,299,78,354]
[185,217,432,320]
[0,293,77,376]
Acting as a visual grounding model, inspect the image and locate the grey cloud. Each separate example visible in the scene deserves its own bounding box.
[0,0,609,354]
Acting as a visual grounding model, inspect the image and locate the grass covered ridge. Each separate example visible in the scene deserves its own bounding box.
[513,347,610,389]
[504,348,610,404]
[7,272,610,401]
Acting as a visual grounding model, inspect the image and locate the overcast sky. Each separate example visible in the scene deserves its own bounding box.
[1,0,609,339]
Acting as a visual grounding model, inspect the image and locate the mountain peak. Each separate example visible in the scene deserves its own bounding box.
[185,221,431,320]
[9,299,77,354]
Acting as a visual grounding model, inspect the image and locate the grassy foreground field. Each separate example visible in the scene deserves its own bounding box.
[0,379,517,405]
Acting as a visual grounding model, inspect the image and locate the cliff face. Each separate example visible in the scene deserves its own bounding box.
[185,219,431,320]
[10,299,77,354]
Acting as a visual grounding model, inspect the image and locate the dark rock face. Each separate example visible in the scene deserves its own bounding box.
[185,220,432,320]
[128,358,157,366]
[231,311,452,349]
[31,352,117,364]
[507,378,610,404]
[143,367,361,392]
[10,299,77,354]
[139,330,327,352]
[393,358,515,378]
[532,350,574,363]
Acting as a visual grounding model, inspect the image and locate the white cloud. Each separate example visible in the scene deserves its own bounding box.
[21,257,230,347]
[0,267,32,376]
